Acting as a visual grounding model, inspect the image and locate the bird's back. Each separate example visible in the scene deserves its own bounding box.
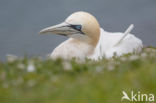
[90,28,143,60]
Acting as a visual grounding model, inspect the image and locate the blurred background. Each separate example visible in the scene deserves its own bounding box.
[0,0,156,60]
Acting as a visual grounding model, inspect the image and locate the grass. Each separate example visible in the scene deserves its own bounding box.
[0,48,156,103]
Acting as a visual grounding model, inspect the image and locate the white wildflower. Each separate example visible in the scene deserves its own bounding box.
[120,57,127,61]
[107,64,114,70]
[27,61,35,72]
[62,61,72,70]
[17,63,25,70]
[129,55,139,61]
[141,53,147,58]
[107,60,115,70]
[6,54,18,62]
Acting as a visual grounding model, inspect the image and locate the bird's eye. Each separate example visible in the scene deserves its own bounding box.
[75,25,81,30]
[70,25,82,31]
[68,24,84,34]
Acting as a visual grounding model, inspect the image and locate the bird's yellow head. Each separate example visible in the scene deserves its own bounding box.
[39,11,100,46]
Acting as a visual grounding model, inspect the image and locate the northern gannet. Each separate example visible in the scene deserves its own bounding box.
[39,11,143,60]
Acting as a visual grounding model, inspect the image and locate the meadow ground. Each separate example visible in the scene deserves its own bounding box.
[0,48,156,103]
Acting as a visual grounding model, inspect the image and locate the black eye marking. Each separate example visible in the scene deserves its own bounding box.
[70,25,82,31]
[65,22,85,34]
[69,25,84,34]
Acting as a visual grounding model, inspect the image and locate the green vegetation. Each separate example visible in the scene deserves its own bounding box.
[0,48,156,103]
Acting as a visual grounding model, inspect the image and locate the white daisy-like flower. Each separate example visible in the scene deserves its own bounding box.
[6,54,18,62]
[62,61,72,70]
[129,55,139,61]
[27,61,35,72]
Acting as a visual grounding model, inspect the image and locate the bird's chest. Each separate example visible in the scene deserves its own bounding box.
[51,41,93,59]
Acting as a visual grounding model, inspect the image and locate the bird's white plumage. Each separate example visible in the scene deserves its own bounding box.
[51,38,94,60]
[89,28,143,60]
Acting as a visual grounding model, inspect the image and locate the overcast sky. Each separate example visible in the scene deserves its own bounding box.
[0,0,156,60]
